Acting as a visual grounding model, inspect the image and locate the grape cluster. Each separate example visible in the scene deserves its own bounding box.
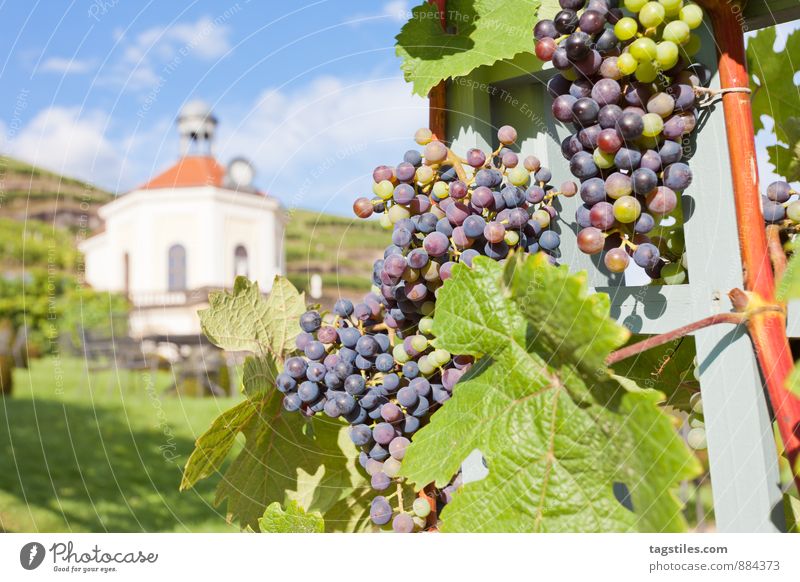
[686,390,706,450]
[534,0,706,280]
[762,180,800,225]
[277,126,573,532]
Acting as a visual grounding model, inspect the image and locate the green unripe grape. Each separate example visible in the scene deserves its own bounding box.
[418,316,435,335]
[393,344,410,363]
[787,200,800,222]
[656,41,680,70]
[617,52,639,75]
[689,414,705,428]
[418,355,436,376]
[630,37,658,62]
[661,262,687,285]
[420,301,435,316]
[687,427,707,450]
[624,0,648,11]
[402,268,420,283]
[682,33,701,56]
[412,498,431,518]
[532,209,551,228]
[504,230,520,246]
[681,252,688,269]
[639,2,666,28]
[380,213,393,229]
[416,165,435,184]
[388,203,411,223]
[410,334,428,352]
[613,196,642,223]
[614,17,639,41]
[508,166,530,186]
[374,179,394,199]
[561,68,578,81]
[593,148,616,169]
[659,0,683,16]
[430,348,451,367]
[383,457,402,477]
[635,59,658,83]
[689,391,703,413]
[641,112,664,137]
[680,3,704,29]
[663,20,691,45]
[432,180,449,198]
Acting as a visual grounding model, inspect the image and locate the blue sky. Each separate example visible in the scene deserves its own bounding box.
[0,0,427,215]
[0,1,796,216]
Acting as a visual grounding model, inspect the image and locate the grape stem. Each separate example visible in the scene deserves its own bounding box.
[605,303,783,366]
[766,224,787,284]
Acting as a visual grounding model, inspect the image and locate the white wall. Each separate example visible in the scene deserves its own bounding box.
[80,185,284,306]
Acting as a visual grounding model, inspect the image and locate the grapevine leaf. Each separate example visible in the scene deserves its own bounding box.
[610,335,698,411]
[214,387,369,532]
[778,249,800,303]
[180,398,257,491]
[747,27,800,143]
[258,501,324,533]
[199,276,305,359]
[786,494,800,533]
[241,355,279,398]
[395,0,553,97]
[401,254,701,532]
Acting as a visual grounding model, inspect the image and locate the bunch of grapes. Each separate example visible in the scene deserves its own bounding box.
[533,0,707,280]
[762,180,800,226]
[277,126,574,532]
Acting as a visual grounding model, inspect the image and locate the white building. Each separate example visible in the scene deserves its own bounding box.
[80,101,285,338]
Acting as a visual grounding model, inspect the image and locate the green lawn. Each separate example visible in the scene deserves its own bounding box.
[0,357,240,533]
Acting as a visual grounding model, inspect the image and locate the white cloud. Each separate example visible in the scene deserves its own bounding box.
[6,106,125,189]
[39,57,96,75]
[101,16,234,90]
[215,74,427,210]
[383,0,411,22]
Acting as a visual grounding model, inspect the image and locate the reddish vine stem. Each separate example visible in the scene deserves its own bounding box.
[706,0,800,489]
[607,313,746,366]
[766,225,787,284]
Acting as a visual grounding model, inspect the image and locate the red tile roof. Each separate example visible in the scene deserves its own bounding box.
[139,156,226,190]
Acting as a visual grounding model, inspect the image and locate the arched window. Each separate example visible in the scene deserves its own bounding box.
[168,244,187,291]
[234,245,249,278]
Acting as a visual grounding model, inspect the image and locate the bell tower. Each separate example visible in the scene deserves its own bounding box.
[177,100,217,156]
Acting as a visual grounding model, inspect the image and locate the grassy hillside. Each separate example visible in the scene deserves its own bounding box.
[0,156,113,210]
[284,208,385,306]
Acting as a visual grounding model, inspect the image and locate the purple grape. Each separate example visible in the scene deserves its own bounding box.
[570,151,599,179]
[633,243,660,269]
[590,201,616,229]
[616,111,644,140]
[579,9,606,34]
[658,141,682,166]
[598,104,623,129]
[663,115,686,140]
[624,83,654,108]
[578,124,602,150]
[767,181,792,203]
[554,9,579,34]
[591,79,621,107]
[534,19,558,40]
[423,231,450,256]
[632,168,658,195]
[471,186,495,209]
[561,134,584,159]
[574,50,602,78]
[663,162,693,191]
[553,94,577,122]
[546,74,572,98]
[576,203,592,228]
[569,78,593,99]
[634,212,655,234]
[565,31,592,61]
[614,147,642,172]
[640,150,662,172]
[573,97,600,126]
[395,162,416,182]
[580,177,607,205]
[552,47,571,70]
[370,496,392,526]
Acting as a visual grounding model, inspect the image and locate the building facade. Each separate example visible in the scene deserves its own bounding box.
[80,101,285,337]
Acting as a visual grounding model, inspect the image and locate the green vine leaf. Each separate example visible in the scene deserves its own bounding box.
[400,254,701,532]
[180,398,258,491]
[214,387,370,532]
[241,354,280,398]
[199,275,305,359]
[747,27,800,144]
[258,501,324,533]
[395,0,555,97]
